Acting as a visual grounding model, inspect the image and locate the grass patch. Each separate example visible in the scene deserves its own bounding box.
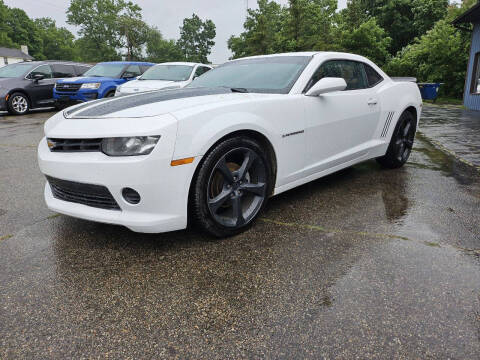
[423,97,463,106]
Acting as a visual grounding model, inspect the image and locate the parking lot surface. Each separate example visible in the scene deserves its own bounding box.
[1,110,479,359]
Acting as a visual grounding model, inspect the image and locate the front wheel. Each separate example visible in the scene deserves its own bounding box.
[7,92,30,115]
[377,110,416,169]
[191,137,272,237]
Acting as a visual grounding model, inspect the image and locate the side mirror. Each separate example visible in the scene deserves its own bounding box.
[122,72,136,79]
[32,74,45,82]
[306,77,347,96]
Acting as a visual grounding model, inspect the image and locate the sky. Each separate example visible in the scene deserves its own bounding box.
[3,0,349,63]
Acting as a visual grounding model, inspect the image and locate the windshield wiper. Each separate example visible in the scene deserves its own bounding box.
[229,87,249,93]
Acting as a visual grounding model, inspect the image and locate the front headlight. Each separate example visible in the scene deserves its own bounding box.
[80,82,101,89]
[101,136,160,156]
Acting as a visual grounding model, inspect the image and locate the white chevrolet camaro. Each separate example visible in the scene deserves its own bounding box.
[38,52,422,237]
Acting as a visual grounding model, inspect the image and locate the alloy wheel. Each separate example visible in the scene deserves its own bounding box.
[395,118,415,162]
[207,147,267,228]
[12,95,28,113]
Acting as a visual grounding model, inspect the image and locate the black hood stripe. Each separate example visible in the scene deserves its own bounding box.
[67,87,232,118]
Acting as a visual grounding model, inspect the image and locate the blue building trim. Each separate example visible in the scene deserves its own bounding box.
[464,23,480,110]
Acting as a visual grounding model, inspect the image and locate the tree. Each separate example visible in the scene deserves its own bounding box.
[0,1,14,48]
[67,0,142,61]
[34,18,77,60]
[118,16,150,60]
[349,0,449,55]
[228,0,286,58]
[177,14,216,63]
[5,7,44,59]
[386,19,470,98]
[145,28,184,63]
[285,0,337,51]
[336,18,391,66]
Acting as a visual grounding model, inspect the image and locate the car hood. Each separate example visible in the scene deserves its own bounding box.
[0,77,22,87]
[57,76,116,84]
[120,79,179,90]
[62,87,269,119]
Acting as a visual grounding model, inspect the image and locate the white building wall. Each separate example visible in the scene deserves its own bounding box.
[0,57,26,68]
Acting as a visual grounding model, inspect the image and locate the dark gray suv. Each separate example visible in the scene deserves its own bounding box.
[0,61,91,115]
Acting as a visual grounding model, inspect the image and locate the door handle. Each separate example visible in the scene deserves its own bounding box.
[368,98,378,106]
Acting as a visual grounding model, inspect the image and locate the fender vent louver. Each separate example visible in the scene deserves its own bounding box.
[381,112,395,137]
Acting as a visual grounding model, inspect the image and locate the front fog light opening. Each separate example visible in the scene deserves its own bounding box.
[122,188,141,204]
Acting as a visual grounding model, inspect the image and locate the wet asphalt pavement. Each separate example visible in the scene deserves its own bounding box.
[0,109,479,359]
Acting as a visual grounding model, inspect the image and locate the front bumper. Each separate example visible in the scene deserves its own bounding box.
[54,89,99,103]
[38,134,200,233]
[0,90,8,111]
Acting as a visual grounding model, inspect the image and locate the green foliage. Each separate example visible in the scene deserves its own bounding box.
[118,16,150,60]
[386,19,470,98]
[67,0,142,61]
[0,1,14,48]
[228,0,286,58]
[5,7,44,59]
[34,18,77,60]
[177,14,216,63]
[285,0,337,51]
[145,28,184,63]
[335,18,392,66]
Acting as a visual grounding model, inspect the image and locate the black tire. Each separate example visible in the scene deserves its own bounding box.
[191,137,272,238]
[7,92,30,115]
[105,91,115,98]
[54,102,67,111]
[377,110,416,169]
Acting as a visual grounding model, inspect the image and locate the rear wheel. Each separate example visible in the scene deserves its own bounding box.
[191,137,271,237]
[377,110,416,169]
[7,92,30,115]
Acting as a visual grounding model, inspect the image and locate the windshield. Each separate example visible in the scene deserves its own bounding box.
[188,56,311,94]
[83,63,126,78]
[0,63,36,78]
[140,65,193,81]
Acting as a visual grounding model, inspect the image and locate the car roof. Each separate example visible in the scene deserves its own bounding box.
[14,60,91,66]
[233,51,372,60]
[97,61,155,65]
[153,62,211,67]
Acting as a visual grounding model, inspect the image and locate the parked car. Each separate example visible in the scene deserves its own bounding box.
[38,52,422,237]
[115,62,212,96]
[53,61,154,106]
[0,61,91,115]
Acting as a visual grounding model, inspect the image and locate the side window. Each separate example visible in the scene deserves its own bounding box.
[52,64,75,78]
[75,65,90,76]
[29,64,52,79]
[363,64,383,88]
[140,65,151,74]
[123,65,141,78]
[305,60,368,92]
[470,52,480,94]
[194,66,210,78]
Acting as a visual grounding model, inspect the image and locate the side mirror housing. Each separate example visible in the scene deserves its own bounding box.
[32,74,45,82]
[306,77,347,96]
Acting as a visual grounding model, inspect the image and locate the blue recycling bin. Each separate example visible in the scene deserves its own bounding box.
[418,83,442,101]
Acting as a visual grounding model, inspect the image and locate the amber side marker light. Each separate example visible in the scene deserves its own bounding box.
[5,94,9,101]
[171,157,195,166]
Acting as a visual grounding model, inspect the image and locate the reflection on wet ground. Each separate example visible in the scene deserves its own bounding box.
[421,105,480,167]
[0,112,479,358]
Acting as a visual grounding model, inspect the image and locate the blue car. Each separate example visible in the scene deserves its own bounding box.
[53,61,155,105]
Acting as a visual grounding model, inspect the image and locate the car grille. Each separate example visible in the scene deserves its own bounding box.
[47,138,102,152]
[56,83,82,92]
[47,176,121,211]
